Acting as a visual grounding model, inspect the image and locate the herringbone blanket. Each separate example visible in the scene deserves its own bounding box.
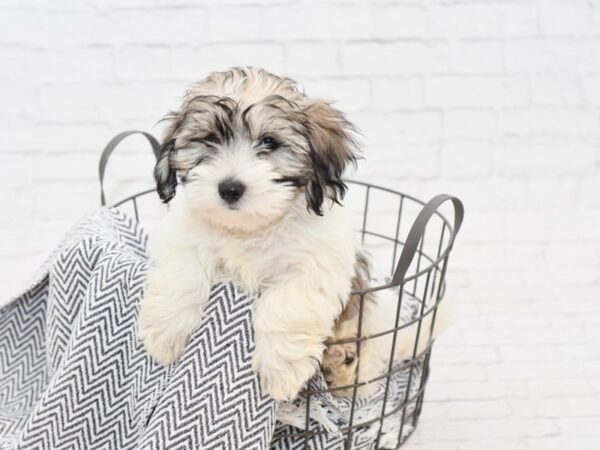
[0,208,421,450]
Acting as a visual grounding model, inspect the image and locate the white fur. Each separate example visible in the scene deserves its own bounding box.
[138,181,357,401]
[368,289,451,363]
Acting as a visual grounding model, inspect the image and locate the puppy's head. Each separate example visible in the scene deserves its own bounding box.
[322,341,362,397]
[155,67,359,232]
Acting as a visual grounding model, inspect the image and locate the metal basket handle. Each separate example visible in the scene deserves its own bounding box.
[99,130,160,206]
[392,194,464,285]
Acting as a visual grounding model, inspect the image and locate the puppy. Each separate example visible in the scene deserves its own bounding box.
[323,286,451,397]
[138,67,360,401]
[323,251,380,397]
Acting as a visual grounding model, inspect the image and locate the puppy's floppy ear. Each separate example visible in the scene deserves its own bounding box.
[154,138,177,203]
[303,101,359,216]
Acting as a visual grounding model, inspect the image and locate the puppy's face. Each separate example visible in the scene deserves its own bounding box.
[322,342,361,397]
[155,67,358,232]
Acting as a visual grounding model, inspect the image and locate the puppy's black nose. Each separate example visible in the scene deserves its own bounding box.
[218,179,246,204]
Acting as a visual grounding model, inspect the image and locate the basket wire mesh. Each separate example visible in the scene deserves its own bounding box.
[99,131,464,449]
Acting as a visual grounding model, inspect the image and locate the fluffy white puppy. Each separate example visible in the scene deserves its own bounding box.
[138,67,361,401]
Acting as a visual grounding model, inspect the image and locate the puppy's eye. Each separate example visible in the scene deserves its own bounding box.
[343,355,355,365]
[204,133,220,144]
[259,135,280,151]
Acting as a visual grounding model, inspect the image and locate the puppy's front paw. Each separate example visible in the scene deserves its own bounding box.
[138,291,199,365]
[252,334,322,401]
[139,321,189,365]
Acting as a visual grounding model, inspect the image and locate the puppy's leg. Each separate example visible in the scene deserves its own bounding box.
[138,213,211,365]
[253,275,350,401]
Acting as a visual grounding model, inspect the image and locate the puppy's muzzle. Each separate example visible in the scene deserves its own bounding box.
[218,179,246,204]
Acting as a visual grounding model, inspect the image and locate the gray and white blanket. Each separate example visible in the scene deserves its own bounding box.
[0,208,422,450]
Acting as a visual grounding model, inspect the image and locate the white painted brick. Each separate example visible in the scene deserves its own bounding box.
[526,177,581,211]
[505,210,585,242]
[441,400,512,420]
[450,209,506,242]
[416,402,449,423]
[551,265,598,290]
[499,345,561,363]
[0,189,34,226]
[427,75,529,107]
[0,83,36,118]
[300,78,370,113]
[490,361,596,382]
[498,137,596,177]
[430,3,537,38]
[547,243,600,268]
[583,73,600,105]
[372,77,425,111]
[402,440,457,450]
[508,38,600,72]
[342,42,450,75]
[0,7,43,45]
[434,346,501,366]
[539,1,595,36]
[428,177,529,212]
[578,210,600,240]
[38,83,108,122]
[500,107,599,136]
[452,243,545,270]
[531,74,585,106]
[510,396,600,418]
[116,46,171,80]
[0,46,37,83]
[441,140,493,178]
[286,42,339,77]
[28,153,99,182]
[0,154,36,184]
[29,125,111,153]
[527,379,595,398]
[36,47,114,83]
[171,44,285,79]
[526,437,600,450]
[40,81,181,122]
[458,440,530,450]
[431,364,488,382]
[206,5,262,41]
[466,328,587,348]
[40,10,111,46]
[411,418,558,441]
[426,381,529,401]
[452,40,506,73]
[33,184,98,220]
[108,9,209,45]
[443,109,498,140]
[354,111,442,145]
[262,4,372,40]
[581,175,600,206]
[373,4,428,39]
[487,312,549,329]
[558,342,600,364]
[359,142,440,179]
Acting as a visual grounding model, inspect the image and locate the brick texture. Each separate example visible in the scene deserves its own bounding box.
[0,0,599,448]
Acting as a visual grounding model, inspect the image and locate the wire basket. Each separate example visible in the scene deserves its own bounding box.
[99,131,464,450]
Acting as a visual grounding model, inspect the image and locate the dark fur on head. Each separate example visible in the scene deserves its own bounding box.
[153,67,360,215]
[304,102,358,215]
[154,139,177,203]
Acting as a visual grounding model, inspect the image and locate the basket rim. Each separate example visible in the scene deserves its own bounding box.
[109,179,458,292]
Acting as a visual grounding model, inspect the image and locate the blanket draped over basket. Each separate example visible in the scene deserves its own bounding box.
[0,208,422,450]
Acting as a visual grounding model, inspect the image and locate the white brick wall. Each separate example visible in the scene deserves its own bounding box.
[1,0,599,448]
